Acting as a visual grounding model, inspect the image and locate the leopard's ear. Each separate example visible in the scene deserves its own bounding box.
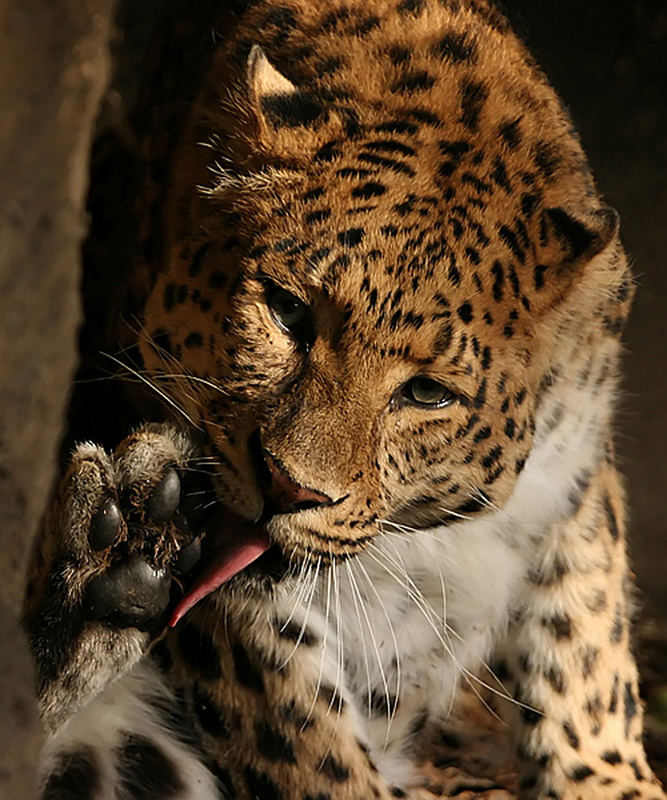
[241,45,343,157]
[532,205,620,308]
[541,206,619,265]
[247,44,300,114]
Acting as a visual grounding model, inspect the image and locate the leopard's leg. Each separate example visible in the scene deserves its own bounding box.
[27,446,147,731]
[38,659,221,800]
[25,423,222,798]
[501,461,665,800]
[166,595,406,800]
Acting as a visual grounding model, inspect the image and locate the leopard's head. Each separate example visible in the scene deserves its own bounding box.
[141,47,628,596]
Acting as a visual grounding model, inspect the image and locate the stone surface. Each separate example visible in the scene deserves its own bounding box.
[0,0,114,794]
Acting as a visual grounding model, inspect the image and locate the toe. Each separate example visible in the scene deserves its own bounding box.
[88,498,122,551]
[146,468,181,523]
[174,536,202,575]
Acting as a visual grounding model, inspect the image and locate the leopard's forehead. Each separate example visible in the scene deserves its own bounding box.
[199,0,603,371]
[239,130,536,367]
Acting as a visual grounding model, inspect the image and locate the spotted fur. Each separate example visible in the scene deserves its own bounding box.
[28,1,664,798]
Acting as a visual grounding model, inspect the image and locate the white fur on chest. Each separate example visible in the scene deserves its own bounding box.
[287,368,610,785]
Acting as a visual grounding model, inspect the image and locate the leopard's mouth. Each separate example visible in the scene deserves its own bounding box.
[169,508,271,627]
[169,504,295,627]
[170,428,332,626]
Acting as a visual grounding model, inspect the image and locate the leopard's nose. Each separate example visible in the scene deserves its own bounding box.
[262,450,332,513]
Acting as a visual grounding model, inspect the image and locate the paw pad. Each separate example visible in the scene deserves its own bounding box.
[146,468,181,523]
[88,498,122,551]
[84,554,171,631]
[81,460,208,632]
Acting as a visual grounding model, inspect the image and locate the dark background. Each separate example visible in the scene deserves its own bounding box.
[502,0,667,616]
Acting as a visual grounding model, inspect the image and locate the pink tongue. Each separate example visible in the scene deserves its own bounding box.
[169,530,271,627]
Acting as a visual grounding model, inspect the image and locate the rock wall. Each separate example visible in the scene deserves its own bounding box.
[0,1,114,794]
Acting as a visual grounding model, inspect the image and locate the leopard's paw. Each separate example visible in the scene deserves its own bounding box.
[77,425,205,631]
[25,423,210,729]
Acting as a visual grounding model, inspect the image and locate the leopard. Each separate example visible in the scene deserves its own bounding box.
[23,0,666,798]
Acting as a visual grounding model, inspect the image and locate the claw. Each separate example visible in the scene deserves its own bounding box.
[174,536,202,575]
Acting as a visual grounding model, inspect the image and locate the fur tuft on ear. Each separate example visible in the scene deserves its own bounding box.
[247,45,326,132]
[247,44,297,101]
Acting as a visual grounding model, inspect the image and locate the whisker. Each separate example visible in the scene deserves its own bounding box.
[376,524,463,571]
[345,560,373,720]
[101,352,199,428]
[157,373,229,398]
[279,558,321,669]
[355,558,401,744]
[303,563,332,730]
[280,557,311,631]
[366,543,532,718]
[347,560,393,737]
[466,483,502,514]
[329,559,344,717]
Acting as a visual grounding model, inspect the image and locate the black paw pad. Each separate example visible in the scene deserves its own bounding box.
[88,498,122,551]
[146,468,180,523]
[83,554,171,631]
[174,536,202,575]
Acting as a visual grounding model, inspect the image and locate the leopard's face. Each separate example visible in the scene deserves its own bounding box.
[142,144,545,571]
[139,40,619,580]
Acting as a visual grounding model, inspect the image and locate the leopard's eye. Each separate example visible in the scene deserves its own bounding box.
[404,377,453,408]
[267,286,307,331]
